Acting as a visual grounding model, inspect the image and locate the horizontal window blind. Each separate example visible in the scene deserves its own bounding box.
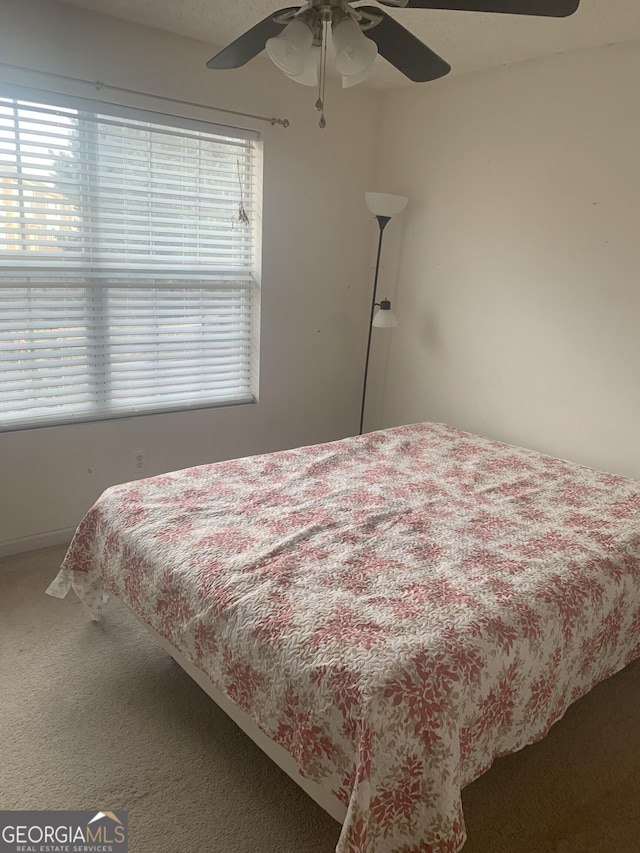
[0,87,260,430]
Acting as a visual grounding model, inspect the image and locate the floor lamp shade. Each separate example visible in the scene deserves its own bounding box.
[365,193,408,218]
[372,302,398,328]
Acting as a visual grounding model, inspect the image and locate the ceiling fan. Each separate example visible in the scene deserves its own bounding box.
[206,0,580,127]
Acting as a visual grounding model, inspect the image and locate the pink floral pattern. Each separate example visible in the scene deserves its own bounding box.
[49,423,640,853]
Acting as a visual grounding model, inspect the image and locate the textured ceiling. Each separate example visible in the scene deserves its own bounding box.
[56,0,640,87]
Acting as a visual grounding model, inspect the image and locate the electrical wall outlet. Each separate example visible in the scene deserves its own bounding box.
[133,450,145,473]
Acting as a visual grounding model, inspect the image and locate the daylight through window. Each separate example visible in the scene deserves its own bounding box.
[0,87,261,430]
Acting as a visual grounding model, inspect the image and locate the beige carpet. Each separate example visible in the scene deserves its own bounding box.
[1,545,639,853]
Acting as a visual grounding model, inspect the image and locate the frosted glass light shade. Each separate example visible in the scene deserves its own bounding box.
[365,192,408,217]
[266,19,314,77]
[342,66,372,89]
[372,306,398,328]
[332,18,378,77]
[286,45,321,86]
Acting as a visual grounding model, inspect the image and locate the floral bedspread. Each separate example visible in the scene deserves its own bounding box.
[47,422,640,853]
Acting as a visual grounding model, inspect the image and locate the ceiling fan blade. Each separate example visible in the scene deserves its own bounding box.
[375,0,579,16]
[357,6,451,82]
[206,8,301,69]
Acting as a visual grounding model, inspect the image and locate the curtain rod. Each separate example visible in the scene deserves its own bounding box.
[0,61,290,129]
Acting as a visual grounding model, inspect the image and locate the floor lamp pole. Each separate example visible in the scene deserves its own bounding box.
[359,214,390,436]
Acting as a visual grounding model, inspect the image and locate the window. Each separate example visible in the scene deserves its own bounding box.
[0,85,260,431]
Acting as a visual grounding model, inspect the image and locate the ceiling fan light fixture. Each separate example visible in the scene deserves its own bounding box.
[207,2,580,129]
[332,17,378,77]
[286,44,325,86]
[342,65,374,89]
[266,18,314,77]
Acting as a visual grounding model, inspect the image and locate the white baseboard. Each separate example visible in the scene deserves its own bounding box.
[0,527,76,559]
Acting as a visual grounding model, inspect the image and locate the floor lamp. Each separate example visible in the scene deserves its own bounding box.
[359,192,408,435]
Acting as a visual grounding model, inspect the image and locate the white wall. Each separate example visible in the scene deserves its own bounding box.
[373,40,640,480]
[0,0,379,554]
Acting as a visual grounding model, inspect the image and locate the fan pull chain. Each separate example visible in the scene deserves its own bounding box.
[315,17,329,129]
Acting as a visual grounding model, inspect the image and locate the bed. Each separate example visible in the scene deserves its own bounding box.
[46,422,640,853]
